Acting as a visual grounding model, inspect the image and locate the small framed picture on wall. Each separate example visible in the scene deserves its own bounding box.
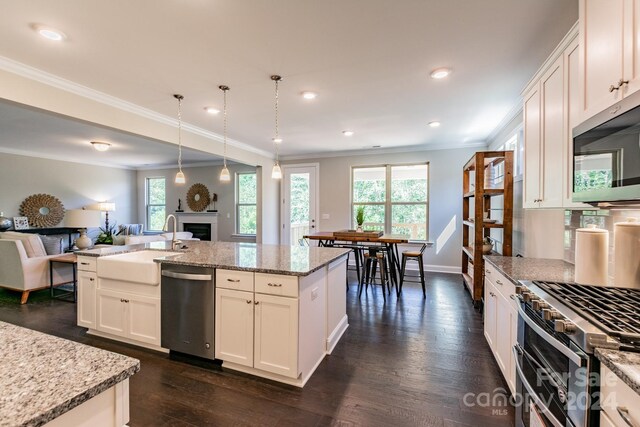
[13,216,29,230]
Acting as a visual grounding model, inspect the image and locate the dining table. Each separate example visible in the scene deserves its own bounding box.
[303,231,410,291]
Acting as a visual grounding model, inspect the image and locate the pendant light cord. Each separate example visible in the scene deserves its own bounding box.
[176,95,183,173]
[223,87,228,167]
[274,77,280,164]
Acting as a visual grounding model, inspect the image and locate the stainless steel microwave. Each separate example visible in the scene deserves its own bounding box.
[573,90,640,206]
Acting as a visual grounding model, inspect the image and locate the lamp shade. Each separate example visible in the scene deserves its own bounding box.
[98,202,115,212]
[65,209,101,228]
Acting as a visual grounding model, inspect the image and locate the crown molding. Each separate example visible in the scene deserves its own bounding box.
[0,55,274,160]
[280,140,488,161]
[0,146,135,170]
[485,102,523,144]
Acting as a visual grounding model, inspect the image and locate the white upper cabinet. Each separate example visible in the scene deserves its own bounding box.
[579,0,640,122]
[523,85,542,208]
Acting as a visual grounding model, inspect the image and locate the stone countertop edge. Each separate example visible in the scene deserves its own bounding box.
[483,255,575,285]
[0,321,140,427]
[154,249,351,277]
[595,348,640,395]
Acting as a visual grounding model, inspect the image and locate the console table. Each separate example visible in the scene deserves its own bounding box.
[17,227,78,249]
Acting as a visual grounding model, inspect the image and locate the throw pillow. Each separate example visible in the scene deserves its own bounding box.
[40,235,63,255]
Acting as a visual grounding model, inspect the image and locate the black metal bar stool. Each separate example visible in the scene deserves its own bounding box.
[359,246,395,300]
[399,242,428,297]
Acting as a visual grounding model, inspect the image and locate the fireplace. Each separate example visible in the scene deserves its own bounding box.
[176,212,218,241]
[183,223,212,241]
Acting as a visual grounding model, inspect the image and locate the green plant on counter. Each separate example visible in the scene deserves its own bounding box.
[356,206,365,226]
[95,222,121,245]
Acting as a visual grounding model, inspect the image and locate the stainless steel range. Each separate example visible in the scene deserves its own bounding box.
[513,280,640,427]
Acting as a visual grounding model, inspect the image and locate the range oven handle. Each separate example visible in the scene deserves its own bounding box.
[513,346,565,427]
[516,302,584,365]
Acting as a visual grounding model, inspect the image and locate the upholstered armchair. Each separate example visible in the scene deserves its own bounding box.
[0,239,74,304]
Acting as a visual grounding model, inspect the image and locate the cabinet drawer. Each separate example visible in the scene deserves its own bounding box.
[77,256,97,272]
[485,262,516,308]
[255,273,298,298]
[601,365,640,427]
[216,269,254,292]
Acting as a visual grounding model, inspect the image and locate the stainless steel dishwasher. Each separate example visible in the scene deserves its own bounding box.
[161,264,214,360]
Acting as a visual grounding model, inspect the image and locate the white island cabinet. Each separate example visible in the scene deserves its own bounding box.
[215,257,346,387]
[76,241,349,387]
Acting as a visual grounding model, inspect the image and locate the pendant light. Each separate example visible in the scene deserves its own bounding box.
[271,75,283,180]
[219,85,231,182]
[174,94,186,184]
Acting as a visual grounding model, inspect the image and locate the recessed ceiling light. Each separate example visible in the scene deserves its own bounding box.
[34,25,66,41]
[205,107,220,115]
[301,91,318,100]
[342,130,354,137]
[91,141,111,152]
[272,137,283,143]
[430,68,451,79]
[428,121,441,128]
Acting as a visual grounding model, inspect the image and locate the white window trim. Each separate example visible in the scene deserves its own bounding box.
[145,176,166,231]
[350,163,429,239]
[236,171,257,236]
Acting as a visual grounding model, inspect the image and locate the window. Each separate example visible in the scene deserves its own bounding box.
[146,177,166,231]
[236,172,257,235]
[352,164,428,239]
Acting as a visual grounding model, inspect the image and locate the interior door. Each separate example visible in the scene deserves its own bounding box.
[281,165,318,246]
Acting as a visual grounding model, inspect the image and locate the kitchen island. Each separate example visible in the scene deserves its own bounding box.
[0,321,139,427]
[76,241,350,387]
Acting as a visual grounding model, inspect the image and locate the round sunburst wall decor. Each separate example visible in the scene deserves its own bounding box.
[186,183,211,212]
[19,194,65,228]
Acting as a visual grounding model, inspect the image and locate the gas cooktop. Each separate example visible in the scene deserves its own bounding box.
[530,281,640,351]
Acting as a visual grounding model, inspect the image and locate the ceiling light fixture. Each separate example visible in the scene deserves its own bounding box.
[174,94,186,184]
[428,121,441,128]
[342,130,354,137]
[271,75,283,180]
[91,141,111,152]
[219,85,231,182]
[430,68,451,79]
[205,107,220,115]
[301,91,317,100]
[34,25,66,41]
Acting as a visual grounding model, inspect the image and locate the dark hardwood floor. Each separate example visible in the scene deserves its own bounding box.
[0,273,515,426]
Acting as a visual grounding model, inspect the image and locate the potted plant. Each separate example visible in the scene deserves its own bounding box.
[355,206,365,232]
[96,222,120,245]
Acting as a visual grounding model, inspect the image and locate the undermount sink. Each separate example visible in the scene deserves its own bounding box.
[97,250,180,285]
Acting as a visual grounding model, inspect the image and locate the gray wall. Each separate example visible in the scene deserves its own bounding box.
[284,147,478,272]
[136,163,257,242]
[0,152,137,227]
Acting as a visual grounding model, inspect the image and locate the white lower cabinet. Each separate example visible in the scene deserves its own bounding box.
[77,270,97,329]
[215,283,300,379]
[600,365,640,427]
[484,263,518,395]
[95,288,161,346]
[215,288,254,367]
[254,293,298,377]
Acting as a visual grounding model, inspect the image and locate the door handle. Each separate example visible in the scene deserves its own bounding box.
[161,270,212,281]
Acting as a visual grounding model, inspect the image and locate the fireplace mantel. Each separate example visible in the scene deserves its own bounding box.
[175,212,218,241]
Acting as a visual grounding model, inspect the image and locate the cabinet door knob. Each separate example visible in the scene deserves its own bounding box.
[254,301,259,305]
[89,278,94,281]
[609,83,620,92]
[246,300,252,304]
[227,278,240,283]
[496,280,503,286]
[619,78,630,87]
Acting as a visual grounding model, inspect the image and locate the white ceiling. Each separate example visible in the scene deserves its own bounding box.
[0,100,222,169]
[0,0,578,159]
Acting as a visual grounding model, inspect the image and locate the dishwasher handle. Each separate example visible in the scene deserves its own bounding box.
[161,270,212,281]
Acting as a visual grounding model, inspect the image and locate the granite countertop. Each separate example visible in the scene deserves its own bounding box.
[484,255,575,284]
[0,321,139,427]
[78,241,350,276]
[153,241,350,276]
[595,348,640,394]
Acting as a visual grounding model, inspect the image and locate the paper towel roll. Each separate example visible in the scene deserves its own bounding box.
[575,224,609,285]
[614,217,640,288]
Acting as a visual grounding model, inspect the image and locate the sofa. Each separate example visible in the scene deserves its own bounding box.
[0,232,74,304]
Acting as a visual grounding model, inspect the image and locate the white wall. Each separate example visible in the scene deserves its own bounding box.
[283,147,478,272]
[136,163,257,242]
[0,152,137,227]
